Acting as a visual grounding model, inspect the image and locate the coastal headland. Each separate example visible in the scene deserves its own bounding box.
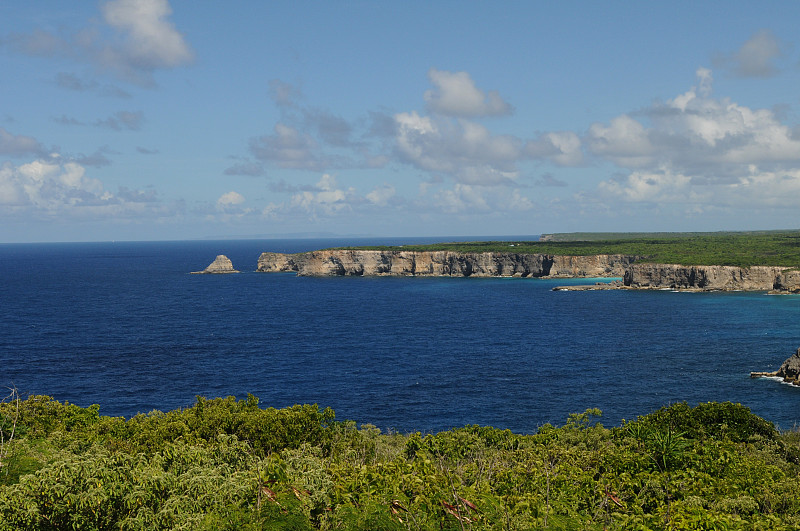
[252,231,800,293]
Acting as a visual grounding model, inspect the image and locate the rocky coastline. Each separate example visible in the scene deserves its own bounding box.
[188,249,800,292]
[624,263,800,293]
[256,249,636,278]
[253,249,800,292]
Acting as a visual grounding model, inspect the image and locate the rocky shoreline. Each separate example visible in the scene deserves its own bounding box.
[751,347,800,386]
[193,250,800,293]
[254,249,800,292]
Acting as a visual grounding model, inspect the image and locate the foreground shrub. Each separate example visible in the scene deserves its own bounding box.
[3,396,800,530]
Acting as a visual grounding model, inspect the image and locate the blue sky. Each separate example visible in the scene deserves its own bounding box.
[2,1,800,242]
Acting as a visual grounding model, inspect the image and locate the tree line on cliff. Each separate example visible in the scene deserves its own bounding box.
[346,230,800,269]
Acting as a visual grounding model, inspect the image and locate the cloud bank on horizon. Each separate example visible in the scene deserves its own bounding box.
[2,1,800,242]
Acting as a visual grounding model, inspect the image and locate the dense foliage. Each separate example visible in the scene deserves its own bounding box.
[3,394,800,529]
[343,230,800,268]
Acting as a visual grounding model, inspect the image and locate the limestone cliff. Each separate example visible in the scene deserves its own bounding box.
[624,263,800,293]
[256,249,800,292]
[256,250,635,278]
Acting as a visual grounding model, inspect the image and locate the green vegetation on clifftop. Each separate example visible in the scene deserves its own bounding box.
[343,230,800,268]
[3,395,800,529]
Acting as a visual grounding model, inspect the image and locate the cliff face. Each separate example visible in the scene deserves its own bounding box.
[257,249,800,292]
[256,250,635,278]
[624,263,800,292]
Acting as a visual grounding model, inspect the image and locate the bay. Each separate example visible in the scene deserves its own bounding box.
[1,238,799,433]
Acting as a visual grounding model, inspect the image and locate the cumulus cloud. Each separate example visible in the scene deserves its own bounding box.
[431,183,534,214]
[588,67,800,179]
[525,131,584,166]
[289,174,356,216]
[4,0,193,86]
[0,157,171,220]
[590,67,800,213]
[586,114,655,168]
[247,71,563,181]
[424,69,512,117]
[366,184,396,206]
[599,166,800,210]
[394,111,521,185]
[0,158,107,210]
[216,191,245,211]
[102,0,193,68]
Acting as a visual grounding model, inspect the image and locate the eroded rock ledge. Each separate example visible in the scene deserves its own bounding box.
[256,249,800,292]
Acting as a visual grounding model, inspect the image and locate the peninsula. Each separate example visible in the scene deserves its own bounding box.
[255,231,800,292]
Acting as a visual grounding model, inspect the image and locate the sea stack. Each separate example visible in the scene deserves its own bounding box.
[192,255,239,274]
[751,347,800,385]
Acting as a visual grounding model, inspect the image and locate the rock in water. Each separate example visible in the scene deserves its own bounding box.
[751,347,800,385]
[192,255,239,274]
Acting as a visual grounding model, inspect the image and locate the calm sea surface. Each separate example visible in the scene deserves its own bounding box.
[2,238,800,433]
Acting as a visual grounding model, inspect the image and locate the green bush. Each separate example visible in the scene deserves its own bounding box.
[3,396,800,529]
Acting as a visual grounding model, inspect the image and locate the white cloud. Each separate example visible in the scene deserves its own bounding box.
[434,184,489,213]
[248,70,579,187]
[101,0,193,68]
[431,183,534,214]
[424,69,512,117]
[217,191,245,207]
[588,68,800,178]
[0,157,173,220]
[394,111,521,185]
[366,184,396,206]
[598,169,693,203]
[0,158,106,212]
[5,0,192,86]
[546,132,583,166]
[598,165,800,211]
[586,114,655,168]
[289,174,354,216]
[585,66,800,217]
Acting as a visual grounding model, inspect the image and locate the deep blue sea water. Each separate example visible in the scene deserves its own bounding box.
[2,238,800,433]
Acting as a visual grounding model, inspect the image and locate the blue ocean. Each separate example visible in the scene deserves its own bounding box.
[2,238,800,433]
